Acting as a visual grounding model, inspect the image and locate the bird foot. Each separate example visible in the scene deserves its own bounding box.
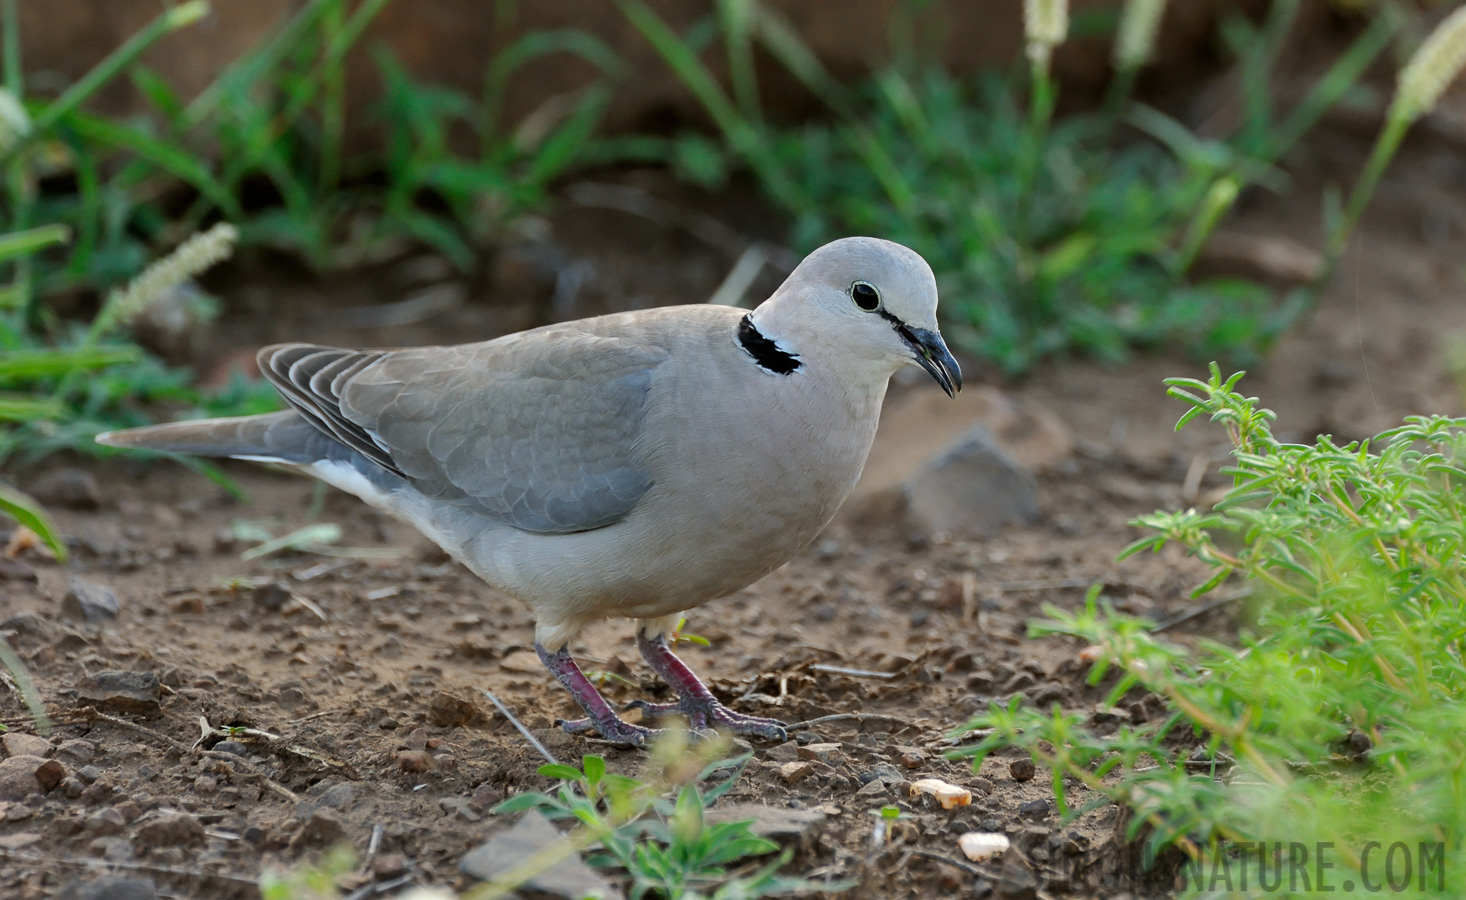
[626,698,788,741]
[554,715,658,747]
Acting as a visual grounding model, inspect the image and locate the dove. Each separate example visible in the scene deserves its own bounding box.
[97,236,961,746]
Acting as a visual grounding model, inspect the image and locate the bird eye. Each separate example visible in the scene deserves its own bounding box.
[851,281,881,312]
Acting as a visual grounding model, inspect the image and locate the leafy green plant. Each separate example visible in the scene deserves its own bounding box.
[954,364,1466,895]
[482,733,837,900]
[625,0,1401,374]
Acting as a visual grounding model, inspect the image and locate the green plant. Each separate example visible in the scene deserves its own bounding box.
[954,364,1466,896]
[626,0,1401,374]
[483,732,838,900]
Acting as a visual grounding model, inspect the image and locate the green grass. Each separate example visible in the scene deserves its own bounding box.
[954,365,1466,895]
[626,0,1402,374]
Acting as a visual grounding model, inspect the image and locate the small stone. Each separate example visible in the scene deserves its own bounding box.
[133,812,204,847]
[277,687,309,709]
[427,690,483,727]
[970,776,996,796]
[997,850,1039,899]
[0,831,40,850]
[55,740,98,765]
[1018,799,1050,820]
[777,761,813,784]
[76,671,161,714]
[30,468,103,510]
[440,796,481,823]
[35,759,65,792]
[764,740,801,764]
[909,778,973,809]
[373,852,409,878]
[61,577,120,622]
[62,777,86,799]
[895,747,926,769]
[461,811,623,899]
[212,740,249,757]
[468,782,504,813]
[396,750,435,772]
[796,743,844,765]
[1,733,53,759]
[84,807,127,836]
[854,779,890,799]
[1009,758,1036,782]
[959,832,1011,862]
[292,810,346,848]
[318,783,355,809]
[0,756,54,800]
[76,766,103,784]
[193,775,217,794]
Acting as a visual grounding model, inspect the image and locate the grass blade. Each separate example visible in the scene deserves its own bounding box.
[0,479,65,560]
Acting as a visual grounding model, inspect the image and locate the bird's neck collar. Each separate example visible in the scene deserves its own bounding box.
[738,312,801,375]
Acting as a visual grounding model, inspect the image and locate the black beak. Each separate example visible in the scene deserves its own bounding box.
[900,326,962,398]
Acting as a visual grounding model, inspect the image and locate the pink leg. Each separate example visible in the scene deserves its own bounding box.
[536,641,656,747]
[629,629,788,741]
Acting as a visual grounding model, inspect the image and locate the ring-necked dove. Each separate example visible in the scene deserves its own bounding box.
[97,236,960,746]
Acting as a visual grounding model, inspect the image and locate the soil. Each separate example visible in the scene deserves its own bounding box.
[2,124,1465,899]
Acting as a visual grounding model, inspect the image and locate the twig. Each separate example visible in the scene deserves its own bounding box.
[483,689,558,765]
[705,244,769,308]
[787,713,922,733]
[810,664,896,679]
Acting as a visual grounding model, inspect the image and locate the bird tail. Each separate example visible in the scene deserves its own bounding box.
[96,411,331,465]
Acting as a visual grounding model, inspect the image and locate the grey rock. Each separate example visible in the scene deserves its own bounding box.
[55,739,98,765]
[904,426,1039,538]
[291,810,346,848]
[0,756,50,801]
[705,804,826,851]
[62,576,120,622]
[133,812,203,848]
[76,671,160,713]
[319,782,355,809]
[461,811,623,899]
[55,876,156,900]
[1,732,53,758]
[212,740,249,756]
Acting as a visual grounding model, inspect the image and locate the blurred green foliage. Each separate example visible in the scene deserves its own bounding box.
[956,365,1466,896]
[627,0,1402,374]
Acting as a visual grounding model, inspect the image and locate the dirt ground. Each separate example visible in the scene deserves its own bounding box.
[2,123,1465,899]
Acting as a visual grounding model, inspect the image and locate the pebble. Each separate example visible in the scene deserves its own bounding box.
[778,761,814,784]
[61,576,120,622]
[895,747,927,769]
[212,740,249,757]
[427,690,483,727]
[1018,799,1050,819]
[55,739,98,765]
[1,732,53,758]
[292,810,346,848]
[133,812,204,847]
[764,740,801,764]
[76,671,161,713]
[0,755,62,800]
[84,807,127,836]
[440,796,481,823]
[396,750,435,772]
[796,743,844,765]
[1009,758,1036,782]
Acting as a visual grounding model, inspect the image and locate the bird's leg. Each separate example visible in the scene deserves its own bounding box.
[536,641,656,747]
[627,629,788,741]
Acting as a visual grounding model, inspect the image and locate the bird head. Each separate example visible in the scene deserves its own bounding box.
[751,237,961,397]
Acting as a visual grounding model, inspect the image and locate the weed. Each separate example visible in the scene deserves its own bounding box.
[953,363,1466,893]
[627,0,1402,374]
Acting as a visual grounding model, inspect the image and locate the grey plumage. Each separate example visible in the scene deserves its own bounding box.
[97,236,962,746]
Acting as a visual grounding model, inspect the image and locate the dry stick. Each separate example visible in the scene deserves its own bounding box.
[89,709,301,804]
[483,689,558,765]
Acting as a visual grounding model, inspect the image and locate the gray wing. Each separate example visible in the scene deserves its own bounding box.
[258,326,669,534]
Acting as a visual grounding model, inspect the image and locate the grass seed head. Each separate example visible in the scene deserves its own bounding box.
[1025,0,1070,66]
[1115,0,1167,70]
[1393,5,1466,123]
[93,222,237,339]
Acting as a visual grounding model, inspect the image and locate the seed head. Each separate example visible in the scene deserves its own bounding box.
[1025,0,1070,67]
[94,223,237,339]
[1394,5,1466,123]
[1115,0,1167,71]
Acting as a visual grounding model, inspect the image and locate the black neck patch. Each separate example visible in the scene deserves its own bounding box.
[738,314,801,375]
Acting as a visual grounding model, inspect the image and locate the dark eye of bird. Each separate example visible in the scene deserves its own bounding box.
[851,281,880,311]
